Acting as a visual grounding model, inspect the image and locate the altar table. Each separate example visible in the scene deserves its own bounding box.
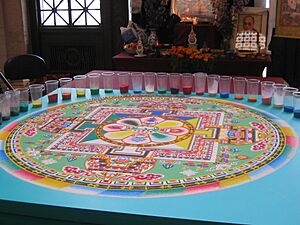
[113,52,272,76]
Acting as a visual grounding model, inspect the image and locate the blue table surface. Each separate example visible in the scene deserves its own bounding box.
[1,89,300,225]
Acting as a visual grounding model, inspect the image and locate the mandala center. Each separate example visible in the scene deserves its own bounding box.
[132,126,158,134]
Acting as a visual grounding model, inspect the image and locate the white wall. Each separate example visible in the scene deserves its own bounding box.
[0,0,29,72]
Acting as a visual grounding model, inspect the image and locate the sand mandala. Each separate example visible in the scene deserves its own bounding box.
[0,95,297,197]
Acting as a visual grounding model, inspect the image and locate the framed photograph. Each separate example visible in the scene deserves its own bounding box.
[233,7,269,52]
[275,0,300,38]
[171,0,214,22]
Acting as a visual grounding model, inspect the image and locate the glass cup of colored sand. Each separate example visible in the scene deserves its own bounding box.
[219,76,231,98]
[102,72,114,93]
[273,83,288,108]
[194,72,207,95]
[247,79,260,102]
[19,88,29,112]
[118,72,130,94]
[261,81,275,105]
[74,75,87,97]
[88,73,100,95]
[29,84,44,108]
[45,80,59,103]
[182,73,193,95]
[0,95,3,124]
[6,89,20,116]
[144,72,155,94]
[131,72,143,93]
[233,77,246,100]
[59,77,72,100]
[283,87,298,112]
[1,92,11,120]
[207,74,220,96]
[169,73,181,94]
[293,92,300,118]
[156,72,168,94]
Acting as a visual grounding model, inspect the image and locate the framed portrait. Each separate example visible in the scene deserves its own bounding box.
[275,0,300,39]
[171,0,214,22]
[233,7,269,52]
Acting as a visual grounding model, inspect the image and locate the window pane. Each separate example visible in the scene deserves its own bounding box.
[87,10,101,24]
[71,0,84,9]
[56,11,69,25]
[54,0,63,7]
[44,13,55,25]
[41,11,53,24]
[88,0,101,9]
[72,10,85,25]
[57,0,68,10]
[39,0,102,26]
[40,0,52,10]
[75,0,86,8]
[86,12,100,25]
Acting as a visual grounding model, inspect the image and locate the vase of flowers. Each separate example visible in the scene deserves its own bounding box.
[211,0,249,52]
[170,46,215,73]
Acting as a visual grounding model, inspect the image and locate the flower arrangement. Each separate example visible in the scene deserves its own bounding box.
[211,0,250,50]
[170,46,215,73]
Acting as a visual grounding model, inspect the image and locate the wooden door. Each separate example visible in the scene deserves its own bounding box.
[28,0,128,74]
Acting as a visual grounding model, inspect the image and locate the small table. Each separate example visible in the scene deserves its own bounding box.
[113,52,272,76]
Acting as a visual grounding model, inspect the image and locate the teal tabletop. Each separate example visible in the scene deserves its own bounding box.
[0,89,299,225]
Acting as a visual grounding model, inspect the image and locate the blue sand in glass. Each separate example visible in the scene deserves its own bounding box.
[220,92,229,98]
[284,106,294,113]
[294,109,300,118]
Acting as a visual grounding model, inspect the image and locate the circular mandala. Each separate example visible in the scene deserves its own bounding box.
[0,95,298,197]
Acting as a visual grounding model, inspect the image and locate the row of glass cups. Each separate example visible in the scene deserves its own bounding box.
[0,77,73,123]
[67,72,300,112]
[0,88,30,123]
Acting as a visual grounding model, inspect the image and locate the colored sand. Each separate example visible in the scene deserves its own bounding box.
[294,110,300,118]
[235,95,244,100]
[196,91,204,95]
[183,86,192,95]
[158,88,167,94]
[273,104,283,108]
[2,116,10,121]
[48,94,58,103]
[120,84,129,94]
[248,96,257,102]
[62,92,71,100]
[20,104,28,112]
[90,89,99,95]
[170,88,179,94]
[32,101,42,108]
[284,106,294,112]
[262,97,272,105]
[220,92,229,98]
[11,110,19,116]
[76,90,85,97]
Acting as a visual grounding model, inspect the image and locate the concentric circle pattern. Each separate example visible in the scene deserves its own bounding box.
[0,95,297,197]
